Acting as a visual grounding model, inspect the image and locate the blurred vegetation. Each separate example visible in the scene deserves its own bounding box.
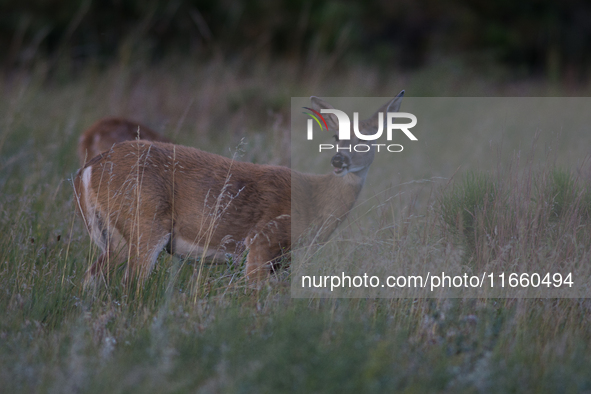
[2,0,591,80]
[438,166,591,266]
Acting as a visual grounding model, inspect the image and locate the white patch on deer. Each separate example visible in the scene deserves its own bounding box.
[81,166,106,250]
[173,236,225,259]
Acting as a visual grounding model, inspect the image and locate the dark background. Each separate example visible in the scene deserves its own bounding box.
[2,0,591,82]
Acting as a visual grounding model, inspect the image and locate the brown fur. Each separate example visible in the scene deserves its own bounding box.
[77,117,171,165]
[73,94,404,284]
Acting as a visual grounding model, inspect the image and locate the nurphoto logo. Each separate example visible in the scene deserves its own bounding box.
[303,104,418,153]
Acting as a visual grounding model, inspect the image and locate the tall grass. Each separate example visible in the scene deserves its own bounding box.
[439,171,503,259]
[1,58,591,392]
[438,163,591,271]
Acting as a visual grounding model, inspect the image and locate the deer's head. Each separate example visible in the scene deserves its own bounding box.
[311,91,404,177]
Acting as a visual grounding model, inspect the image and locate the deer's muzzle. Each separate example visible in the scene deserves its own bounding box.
[331,153,349,175]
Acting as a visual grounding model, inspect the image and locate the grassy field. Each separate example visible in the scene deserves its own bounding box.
[2,57,591,393]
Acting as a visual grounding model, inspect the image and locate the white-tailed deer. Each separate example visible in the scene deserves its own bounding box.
[78,117,171,165]
[73,92,404,284]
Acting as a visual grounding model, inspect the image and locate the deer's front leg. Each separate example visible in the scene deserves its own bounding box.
[244,216,290,285]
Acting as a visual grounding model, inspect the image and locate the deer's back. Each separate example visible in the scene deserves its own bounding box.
[81,140,292,245]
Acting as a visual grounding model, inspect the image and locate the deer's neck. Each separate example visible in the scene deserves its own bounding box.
[291,169,368,241]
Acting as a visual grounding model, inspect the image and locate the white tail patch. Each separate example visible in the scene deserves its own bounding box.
[81,166,105,250]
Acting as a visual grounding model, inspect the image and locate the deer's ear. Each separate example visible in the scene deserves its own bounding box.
[368,90,405,128]
[310,96,340,132]
[387,90,404,113]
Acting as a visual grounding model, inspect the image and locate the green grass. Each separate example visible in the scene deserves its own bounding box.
[438,171,504,258]
[542,168,591,220]
[437,165,591,271]
[2,57,591,392]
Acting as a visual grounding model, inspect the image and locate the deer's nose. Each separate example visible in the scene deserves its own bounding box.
[331,153,346,168]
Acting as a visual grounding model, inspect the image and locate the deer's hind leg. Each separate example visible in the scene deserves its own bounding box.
[84,206,171,284]
[83,209,128,285]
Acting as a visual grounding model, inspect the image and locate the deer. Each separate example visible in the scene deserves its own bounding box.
[73,92,405,285]
[78,117,171,165]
